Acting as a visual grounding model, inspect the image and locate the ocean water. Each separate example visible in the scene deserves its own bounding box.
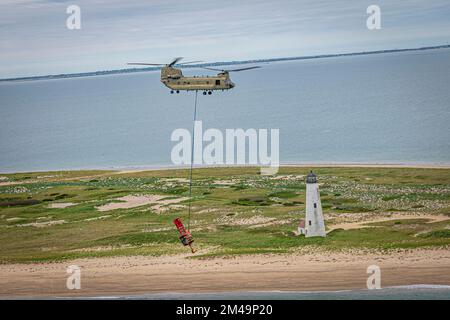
[1,49,450,172]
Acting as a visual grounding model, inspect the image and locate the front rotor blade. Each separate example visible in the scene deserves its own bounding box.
[168,57,183,67]
[178,60,204,65]
[201,66,261,72]
[127,63,165,66]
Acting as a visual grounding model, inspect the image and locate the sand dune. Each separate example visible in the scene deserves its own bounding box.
[96,195,187,212]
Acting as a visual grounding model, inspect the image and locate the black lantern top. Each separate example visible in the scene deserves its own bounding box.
[306,171,317,184]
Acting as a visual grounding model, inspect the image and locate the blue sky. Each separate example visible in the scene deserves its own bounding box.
[0,0,449,78]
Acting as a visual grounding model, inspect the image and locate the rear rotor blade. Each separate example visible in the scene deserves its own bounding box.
[201,67,225,72]
[228,66,261,72]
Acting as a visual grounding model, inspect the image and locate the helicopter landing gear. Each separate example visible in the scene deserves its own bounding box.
[176,90,180,94]
[170,90,174,94]
[203,91,207,95]
[208,91,212,95]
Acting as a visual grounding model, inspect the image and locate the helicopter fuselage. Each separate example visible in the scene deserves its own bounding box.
[160,66,235,91]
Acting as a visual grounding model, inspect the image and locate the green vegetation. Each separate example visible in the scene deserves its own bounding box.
[0,167,449,262]
[419,229,450,239]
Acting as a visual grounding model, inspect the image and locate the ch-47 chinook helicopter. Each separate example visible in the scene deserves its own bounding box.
[127,57,260,95]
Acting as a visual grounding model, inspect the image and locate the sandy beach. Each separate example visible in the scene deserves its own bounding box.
[1,248,449,298]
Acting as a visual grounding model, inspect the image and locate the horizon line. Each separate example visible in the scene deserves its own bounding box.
[1,44,449,82]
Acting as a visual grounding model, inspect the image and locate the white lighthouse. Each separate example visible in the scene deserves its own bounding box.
[304,171,326,237]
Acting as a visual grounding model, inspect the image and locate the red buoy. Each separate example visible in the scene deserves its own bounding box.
[173,218,196,253]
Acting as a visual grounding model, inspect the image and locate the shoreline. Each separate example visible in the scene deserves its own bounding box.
[6,285,450,300]
[2,162,450,175]
[1,248,449,298]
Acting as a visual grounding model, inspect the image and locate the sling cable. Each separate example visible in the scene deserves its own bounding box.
[173,90,198,253]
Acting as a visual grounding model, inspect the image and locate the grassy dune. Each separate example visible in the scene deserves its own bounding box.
[0,167,449,263]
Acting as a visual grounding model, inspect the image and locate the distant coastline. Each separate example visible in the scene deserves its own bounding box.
[1,44,449,83]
